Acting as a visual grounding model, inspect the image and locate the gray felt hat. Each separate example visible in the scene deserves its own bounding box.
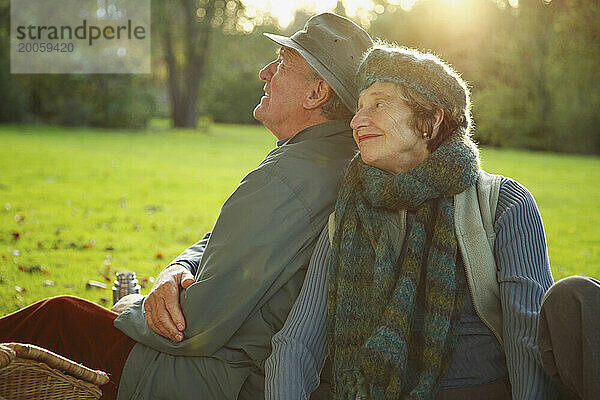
[264,12,373,113]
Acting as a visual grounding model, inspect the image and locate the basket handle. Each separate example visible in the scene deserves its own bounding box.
[1,343,110,386]
[0,345,16,369]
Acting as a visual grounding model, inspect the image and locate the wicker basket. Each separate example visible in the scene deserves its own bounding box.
[0,343,109,400]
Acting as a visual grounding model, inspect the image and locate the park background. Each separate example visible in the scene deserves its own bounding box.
[0,0,598,314]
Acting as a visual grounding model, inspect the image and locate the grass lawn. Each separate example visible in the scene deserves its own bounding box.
[1,122,599,315]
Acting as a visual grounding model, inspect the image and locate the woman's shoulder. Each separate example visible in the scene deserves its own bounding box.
[494,176,540,224]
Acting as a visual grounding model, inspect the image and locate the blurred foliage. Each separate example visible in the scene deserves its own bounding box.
[1,0,598,152]
[19,75,156,128]
[0,1,156,129]
[369,0,599,154]
[195,9,323,124]
[0,73,156,129]
[0,1,28,123]
[197,23,284,124]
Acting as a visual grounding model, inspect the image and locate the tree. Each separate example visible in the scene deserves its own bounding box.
[155,0,265,128]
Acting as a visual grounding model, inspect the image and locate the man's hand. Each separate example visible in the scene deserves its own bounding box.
[143,264,194,342]
[111,293,144,314]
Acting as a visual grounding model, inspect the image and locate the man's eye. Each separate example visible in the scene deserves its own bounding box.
[375,102,383,108]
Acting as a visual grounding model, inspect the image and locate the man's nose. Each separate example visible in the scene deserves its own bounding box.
[259,60,277,82]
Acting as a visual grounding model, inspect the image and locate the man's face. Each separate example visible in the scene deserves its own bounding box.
[253,47,317,140]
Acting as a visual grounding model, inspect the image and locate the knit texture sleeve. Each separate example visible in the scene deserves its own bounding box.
[494,177,557,400]
[265,226,330,400]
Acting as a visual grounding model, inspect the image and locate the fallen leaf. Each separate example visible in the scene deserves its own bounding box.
[99,297,108,304]
[104,246,114,251]
[15,286,26,293]
[18,265,48,274]
[82,239,96,249]
[101,273,112,282]
[145,205,162,214]
[12,232,20,240]
[155,252,163,259]
[14,213,25,222]
[86,280,107,289]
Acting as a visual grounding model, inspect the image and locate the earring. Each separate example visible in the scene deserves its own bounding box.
[422,132,429,139]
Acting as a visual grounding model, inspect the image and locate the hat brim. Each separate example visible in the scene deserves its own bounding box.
[264,32,357,113]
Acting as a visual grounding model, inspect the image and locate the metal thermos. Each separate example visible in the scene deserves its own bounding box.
[112,272,141,305]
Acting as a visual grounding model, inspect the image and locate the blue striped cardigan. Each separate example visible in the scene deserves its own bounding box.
[265,177,558,399]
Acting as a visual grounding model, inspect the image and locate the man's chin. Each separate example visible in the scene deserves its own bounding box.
[253,105,269,125]
[252,105,262,122]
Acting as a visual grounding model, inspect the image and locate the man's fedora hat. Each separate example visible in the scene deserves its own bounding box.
[264,12,373,113]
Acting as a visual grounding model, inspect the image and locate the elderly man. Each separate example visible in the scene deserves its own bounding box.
[0,12,372,400]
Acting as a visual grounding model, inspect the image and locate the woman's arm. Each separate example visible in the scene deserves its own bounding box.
[494,178,557,400]
[265,226,330,400]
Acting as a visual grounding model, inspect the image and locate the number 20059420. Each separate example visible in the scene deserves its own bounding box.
[18,42,74,52]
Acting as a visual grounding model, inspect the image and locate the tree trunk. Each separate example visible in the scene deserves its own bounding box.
[161,0,216,128]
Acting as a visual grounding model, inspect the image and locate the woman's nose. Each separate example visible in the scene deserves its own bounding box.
[350,108,368,130]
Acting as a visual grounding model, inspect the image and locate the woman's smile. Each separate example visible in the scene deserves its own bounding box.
[357,133,382,143]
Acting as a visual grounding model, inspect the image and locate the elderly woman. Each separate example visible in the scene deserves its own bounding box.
[265,45,557,400]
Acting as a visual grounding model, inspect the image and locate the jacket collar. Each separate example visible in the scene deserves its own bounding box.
[281,119,352,146]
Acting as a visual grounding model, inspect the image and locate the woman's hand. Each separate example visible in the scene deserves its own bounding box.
[111,293,144,314]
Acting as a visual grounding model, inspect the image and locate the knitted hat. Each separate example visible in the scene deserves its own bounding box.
[357,45,471,129]
[264,13,373,113]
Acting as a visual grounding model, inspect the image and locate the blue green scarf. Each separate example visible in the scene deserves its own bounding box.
[327,131,480,399]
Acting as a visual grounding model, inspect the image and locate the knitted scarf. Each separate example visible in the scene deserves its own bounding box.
[327,131,480,400]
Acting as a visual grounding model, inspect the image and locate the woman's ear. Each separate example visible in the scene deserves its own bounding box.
[304,80,332,110]
[429,108,444,141]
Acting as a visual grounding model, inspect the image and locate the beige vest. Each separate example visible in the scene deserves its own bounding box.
[328,170,504,346]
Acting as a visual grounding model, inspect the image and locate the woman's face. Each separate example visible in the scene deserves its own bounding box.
[350,82,430,174]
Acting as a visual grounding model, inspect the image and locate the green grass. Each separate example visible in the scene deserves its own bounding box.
[1,123,599,315]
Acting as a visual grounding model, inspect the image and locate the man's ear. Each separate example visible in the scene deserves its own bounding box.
[304,80,331,110]
[429,108,445,141]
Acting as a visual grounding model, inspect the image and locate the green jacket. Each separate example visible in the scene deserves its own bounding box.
[114,120,356,400]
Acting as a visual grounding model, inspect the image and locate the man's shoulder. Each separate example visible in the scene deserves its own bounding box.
[234,125,354,216]
[264,124,355,170]
[264,135,355,185]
